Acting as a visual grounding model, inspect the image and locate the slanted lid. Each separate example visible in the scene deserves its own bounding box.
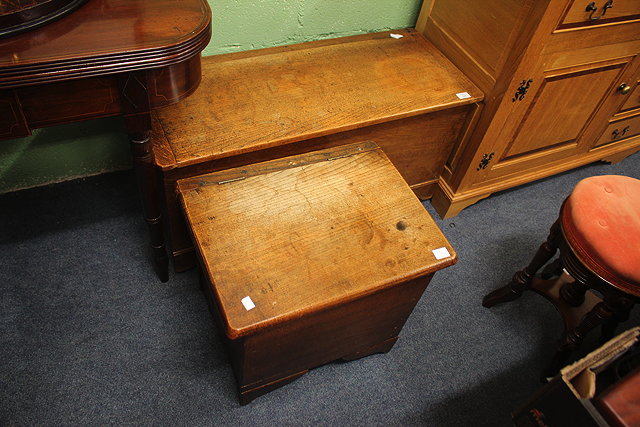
[178,142,457,339]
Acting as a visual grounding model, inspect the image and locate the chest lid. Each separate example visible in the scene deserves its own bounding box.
[177,142,457,339]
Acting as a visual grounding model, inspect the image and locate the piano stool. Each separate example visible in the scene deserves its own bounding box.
[483,175,640,380]
[177,142,457,404]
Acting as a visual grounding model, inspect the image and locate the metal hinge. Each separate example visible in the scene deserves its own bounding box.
[217,177,246,185]
[512,79,533,102]
[325,153,355,161]
[476,152,494,171]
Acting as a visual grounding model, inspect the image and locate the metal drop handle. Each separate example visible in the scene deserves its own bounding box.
[586,0,613,20]
[612,126,630,140]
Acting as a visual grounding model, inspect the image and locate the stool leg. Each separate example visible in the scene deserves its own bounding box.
[542,298,622,380]
[541,258,563,279]
[559,280,587,307]
[483,220,560,308]
[600,298,634,344]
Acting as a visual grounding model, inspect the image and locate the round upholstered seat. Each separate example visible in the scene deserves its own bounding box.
[561,175,640,296]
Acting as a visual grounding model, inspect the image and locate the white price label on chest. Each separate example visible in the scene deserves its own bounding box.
[456,92,471,99]
[241,296,256,311]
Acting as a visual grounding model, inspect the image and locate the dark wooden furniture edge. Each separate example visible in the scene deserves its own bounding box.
[0,0,89,38]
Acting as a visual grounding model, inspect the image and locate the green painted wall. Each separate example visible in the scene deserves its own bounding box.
[0,119,132,193]
[203,0,422,56]
[0,0,421,193]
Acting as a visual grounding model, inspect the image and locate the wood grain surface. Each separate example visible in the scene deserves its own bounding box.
[154,29,482,169]
[179,142,457,339]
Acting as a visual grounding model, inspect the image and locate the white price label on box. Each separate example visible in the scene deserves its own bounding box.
[432,247,451,260]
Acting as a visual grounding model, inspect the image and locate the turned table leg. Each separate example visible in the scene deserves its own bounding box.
[483,219,561,307]
[120,72,169,282]
[129,131,169,282]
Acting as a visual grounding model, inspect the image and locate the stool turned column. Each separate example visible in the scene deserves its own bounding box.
[483,175,640,380]
[482,219,561,307]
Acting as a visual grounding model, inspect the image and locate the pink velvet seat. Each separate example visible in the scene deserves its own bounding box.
[562,175,640,296]
[482,174,640,379]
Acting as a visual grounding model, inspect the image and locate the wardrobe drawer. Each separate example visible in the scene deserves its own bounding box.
[559,0,640,29]
[595,114,640,147]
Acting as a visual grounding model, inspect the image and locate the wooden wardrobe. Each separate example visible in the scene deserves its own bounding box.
[417,0,640,217]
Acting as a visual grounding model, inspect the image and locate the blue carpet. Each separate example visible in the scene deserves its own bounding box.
[1,152,639,425]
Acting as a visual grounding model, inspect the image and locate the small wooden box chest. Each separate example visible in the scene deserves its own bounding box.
[177,142,457,404]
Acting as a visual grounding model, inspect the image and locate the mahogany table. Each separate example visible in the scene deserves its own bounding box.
[0,0,211,281]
